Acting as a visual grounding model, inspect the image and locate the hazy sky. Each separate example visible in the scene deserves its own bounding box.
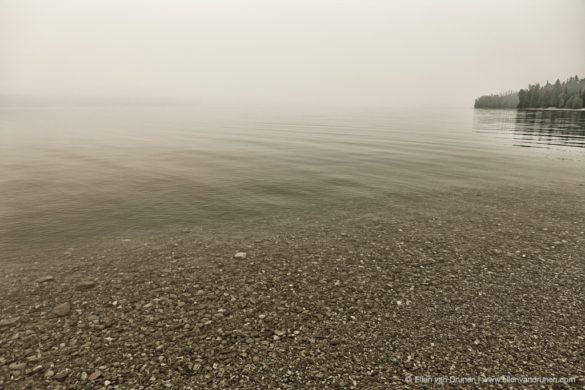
[1,0,584,107]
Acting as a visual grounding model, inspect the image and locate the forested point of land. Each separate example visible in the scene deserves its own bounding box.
[474,91,519,109]
[474,76,585,109]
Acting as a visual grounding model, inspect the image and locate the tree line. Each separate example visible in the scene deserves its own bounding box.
[474,91,518,109]
[474,76,585,109]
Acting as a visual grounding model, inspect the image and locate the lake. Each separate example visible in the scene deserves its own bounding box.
[1,106,584,259]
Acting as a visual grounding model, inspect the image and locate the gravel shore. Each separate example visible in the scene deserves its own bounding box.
[1,185,584,389]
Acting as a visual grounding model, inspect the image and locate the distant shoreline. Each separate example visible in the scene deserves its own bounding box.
[474,107,585,111]
[474,76,584,110]
[522,107,585,112]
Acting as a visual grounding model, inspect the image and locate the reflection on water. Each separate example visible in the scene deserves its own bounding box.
[474,109,585,150]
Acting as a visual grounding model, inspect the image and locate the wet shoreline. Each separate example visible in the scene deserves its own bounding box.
[1,184,585,388]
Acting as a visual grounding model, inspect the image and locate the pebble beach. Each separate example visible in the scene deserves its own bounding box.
[1,184,585,389]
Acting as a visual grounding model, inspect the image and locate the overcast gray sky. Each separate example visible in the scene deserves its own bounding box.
[1,0,584,107]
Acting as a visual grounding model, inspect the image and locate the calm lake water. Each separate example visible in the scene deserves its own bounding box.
[1,106,584,258]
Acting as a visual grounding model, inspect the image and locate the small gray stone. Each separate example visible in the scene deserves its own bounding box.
[89,370,102,381]
[36,276,55,283]
[0,317,20,328]
[9,362,26,371]
[52,303,71,317]
[234,252,247,259]
[76,281,97,290]
[54,369,69,381]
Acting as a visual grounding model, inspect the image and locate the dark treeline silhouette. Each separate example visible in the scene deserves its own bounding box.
[518,76,585,109]
[474,91,519,109]
[475,76,585,109]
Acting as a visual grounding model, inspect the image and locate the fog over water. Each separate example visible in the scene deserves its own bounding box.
[1,1,585,258]
[1,0,584,107]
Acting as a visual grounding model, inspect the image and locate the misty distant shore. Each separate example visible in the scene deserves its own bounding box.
[474,76,585,110]
[474,107,585,111]
[522,107,585,111]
